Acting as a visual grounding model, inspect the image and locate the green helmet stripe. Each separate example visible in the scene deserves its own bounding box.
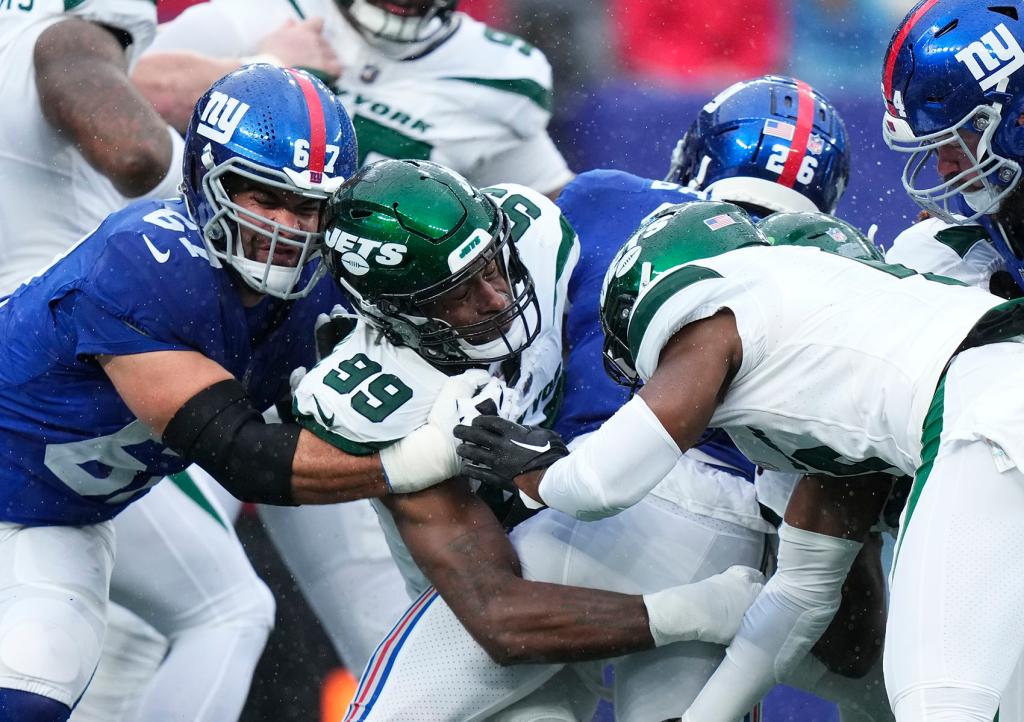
[626,265,723,360]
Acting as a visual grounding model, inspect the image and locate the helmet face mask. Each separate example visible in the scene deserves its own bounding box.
[882,0,1024,224]
[666,75,851,215]
[337,0,457,48]
[885,103,1022,222]
[200,157,330,299]
[182,65,358,300]
[324,159,541,366]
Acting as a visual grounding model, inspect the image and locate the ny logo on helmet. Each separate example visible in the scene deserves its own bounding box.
[955,23,1024,91]
[197,92,251,144]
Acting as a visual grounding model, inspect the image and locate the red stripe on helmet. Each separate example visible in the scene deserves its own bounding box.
[882,0,941,115]
[778,80,814,189]
[286,69,327,179]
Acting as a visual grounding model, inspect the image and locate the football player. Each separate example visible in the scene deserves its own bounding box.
[881,0,1024,299]
[882,3,1024,717]
[458,201,1024,721]
[292,158,767,721]
[0,4,279,721]
[0,65,474,722]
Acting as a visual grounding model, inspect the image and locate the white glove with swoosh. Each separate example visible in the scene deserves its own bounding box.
[454,415,569,492]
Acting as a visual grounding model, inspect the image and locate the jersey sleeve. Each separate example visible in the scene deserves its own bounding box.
[885,217,1003,290]
[55,290,187,359]
[291,324,446,455]
[469,122,572,196]
[72,0,157,65]
[75,227,226,351]
[631,259,766,383]
[148,0,297,57]
[441,19,566,194]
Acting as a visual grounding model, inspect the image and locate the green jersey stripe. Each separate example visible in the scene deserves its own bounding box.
[169,470,228,531]
[892,371,947,570]
[934,225,989,259]
[444,77,552,112]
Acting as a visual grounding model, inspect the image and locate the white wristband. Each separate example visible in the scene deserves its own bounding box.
[537,395,681,520]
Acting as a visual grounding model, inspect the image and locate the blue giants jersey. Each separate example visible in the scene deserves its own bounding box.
[555,169,755,480]
[0,198,345,526]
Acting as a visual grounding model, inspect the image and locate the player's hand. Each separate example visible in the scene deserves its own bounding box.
[643,566,766,647]
[313,305,357,361]
[258,17,343,80]
[454,415,569,493]
[379,370,491,493]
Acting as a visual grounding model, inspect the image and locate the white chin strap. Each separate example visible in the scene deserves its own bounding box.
[962,186,1003,215]
[457,314,529,361]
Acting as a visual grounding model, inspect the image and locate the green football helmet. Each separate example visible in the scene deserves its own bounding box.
[323,159,540,365]
[757,211,883,262]
[600,200,768,386]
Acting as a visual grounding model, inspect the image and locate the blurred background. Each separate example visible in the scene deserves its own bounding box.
[154,1,917,719]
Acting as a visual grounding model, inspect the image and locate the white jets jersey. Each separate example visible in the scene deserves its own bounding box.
[293,184,579,593]
[149,0,572,194]
[886,216,1004,290]
[0,0,176,295]
[632,245,1003,478]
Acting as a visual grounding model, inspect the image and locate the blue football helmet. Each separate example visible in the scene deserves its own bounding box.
[182,64,357,300]
[882,0,1024,223]
[336,0,457,46]
[666,75,850,215]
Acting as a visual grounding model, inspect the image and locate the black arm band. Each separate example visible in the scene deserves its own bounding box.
[163,379,299,506]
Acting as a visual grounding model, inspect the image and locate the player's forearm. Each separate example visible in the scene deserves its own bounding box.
[811,533,886,678]
[531,396,681,517]
[683,525,862,722]
[35,19,173,197]
[462,578,656,665]
[133,52,245,133]
[289,429,390,504]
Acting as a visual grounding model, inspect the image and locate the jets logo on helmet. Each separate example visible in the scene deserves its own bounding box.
[324,228,408,276]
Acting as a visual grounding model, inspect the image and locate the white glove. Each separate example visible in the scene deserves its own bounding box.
[643,566,765,647]
[379,369,492,493]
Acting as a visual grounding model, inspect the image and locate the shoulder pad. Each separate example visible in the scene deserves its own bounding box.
[441,15,553,117]
[292,322,447,454]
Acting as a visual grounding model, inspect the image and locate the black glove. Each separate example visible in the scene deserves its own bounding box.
[455,415,569,492]
[314,306,357,362]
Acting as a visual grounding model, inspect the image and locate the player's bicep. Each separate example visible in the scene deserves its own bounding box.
[35,18,171,195]
[381,481,521,603]
[99,350,233,436]
[783,473,893,541]
[638,310,742,451]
